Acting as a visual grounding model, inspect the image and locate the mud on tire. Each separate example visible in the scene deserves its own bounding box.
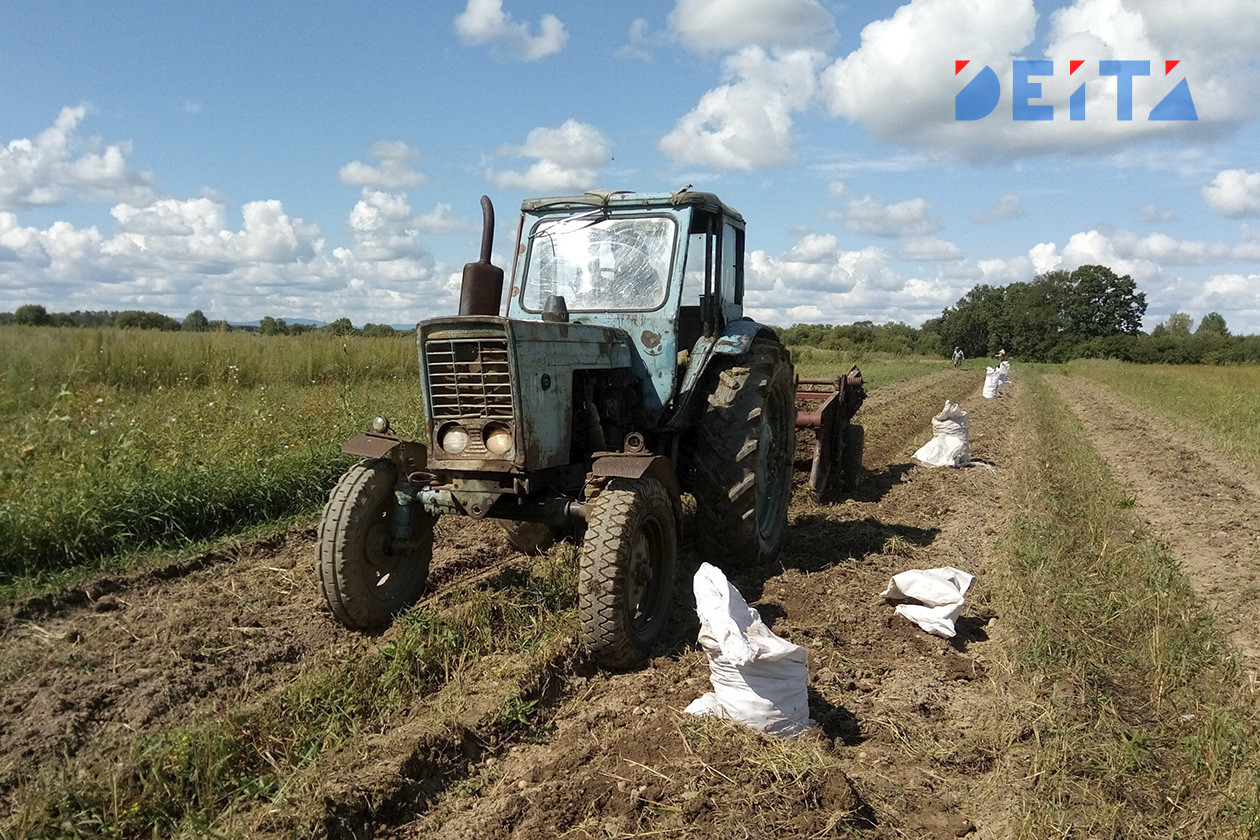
[579,477,678,670]
[691,338,796,567]
[319,459,434,629]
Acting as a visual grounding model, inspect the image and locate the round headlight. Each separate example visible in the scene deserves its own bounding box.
[438,423,470,454]
[371,415,391,433]
[483,422,514,455]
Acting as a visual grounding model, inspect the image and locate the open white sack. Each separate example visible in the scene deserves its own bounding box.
[983,367,1000,398]
[880,567,974,638]
[912,400,971,467]
[996,360,1011,386]
[685,563,813,737]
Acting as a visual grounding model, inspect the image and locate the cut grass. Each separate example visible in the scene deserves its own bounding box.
[993,370,1260,838]
[1063,359,1260,474]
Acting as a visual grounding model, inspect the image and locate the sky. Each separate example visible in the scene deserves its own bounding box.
[1,0,1259,333]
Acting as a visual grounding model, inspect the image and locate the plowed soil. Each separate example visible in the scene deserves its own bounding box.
[5,365,1258,838]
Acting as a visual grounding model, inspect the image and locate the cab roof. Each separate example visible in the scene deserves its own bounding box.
[519,189,744,223]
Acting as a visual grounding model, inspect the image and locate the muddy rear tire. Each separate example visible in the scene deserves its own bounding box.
[579,477,678,670]
[691,338,796,567]
[319,459,434,629]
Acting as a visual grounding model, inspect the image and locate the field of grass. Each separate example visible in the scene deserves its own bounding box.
[787,345,955,386]
[0,327,425,594]
[0,332,957,597]
[1064,358,1260,474]
[997,370,1260,837]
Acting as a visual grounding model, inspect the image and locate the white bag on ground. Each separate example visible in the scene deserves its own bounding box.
[912,400,971,467]
[685,563,813,737]
[880,567,974,638]
[996,360,1011,386]
[983,367,1000,398]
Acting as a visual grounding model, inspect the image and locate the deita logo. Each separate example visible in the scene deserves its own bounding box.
[955,60,1197,122]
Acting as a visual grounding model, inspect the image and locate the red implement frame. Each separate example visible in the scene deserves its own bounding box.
[795,367,865,501]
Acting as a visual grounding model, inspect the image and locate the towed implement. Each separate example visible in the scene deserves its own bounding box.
[796,368,866,501]
[318,189,796,669]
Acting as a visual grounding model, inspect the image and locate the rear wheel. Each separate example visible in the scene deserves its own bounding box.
[579,478,678,670]
[319,459,434,629]
[692,338,796,567]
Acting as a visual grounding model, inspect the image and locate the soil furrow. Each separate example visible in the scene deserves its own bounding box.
[1048,374,1260,677]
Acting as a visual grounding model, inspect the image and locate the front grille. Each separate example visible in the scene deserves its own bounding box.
[425,337,513,426]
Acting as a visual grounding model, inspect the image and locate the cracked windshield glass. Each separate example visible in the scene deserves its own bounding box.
[523,215,675,311]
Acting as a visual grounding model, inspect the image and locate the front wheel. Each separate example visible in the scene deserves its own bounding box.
[579,478,679,670]
[318,459,434,629]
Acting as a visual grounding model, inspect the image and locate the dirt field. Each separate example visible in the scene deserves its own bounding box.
[3,365,1257,838]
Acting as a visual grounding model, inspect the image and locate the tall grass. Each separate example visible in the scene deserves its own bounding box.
[1064,359,1260,474]
[0,327,425,591]
[995,371,1260,838]
[787,345,952,387]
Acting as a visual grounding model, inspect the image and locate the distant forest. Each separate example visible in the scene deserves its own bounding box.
[4,265,1257,364]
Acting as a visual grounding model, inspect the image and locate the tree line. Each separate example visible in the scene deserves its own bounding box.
[5,264,1259,364]
[0,304,407,338]
[782,264,1259,365]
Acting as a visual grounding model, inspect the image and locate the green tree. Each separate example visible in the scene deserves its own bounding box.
[14,304,51,326]
[1196,312,1229,336]
[1054,265,1146,341]
[1161,312,1193,337]
[322,317,357,336]
[258,316,289,336]
[361,323,398,338]
[182,310,210,332]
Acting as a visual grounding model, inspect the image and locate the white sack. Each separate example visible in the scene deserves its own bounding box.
[880,567,974,638]
[983,367,999,398]
[685,563,813,737]
[996,360,1011,386]
[912,400,971,467]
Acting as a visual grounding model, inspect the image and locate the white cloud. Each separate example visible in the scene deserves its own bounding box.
[1202,169,1260,218]
[821,0,1037,152]
[667,0,837,53]
[970,193,1024,224]
[0,106,157,210]
[1140,203,1177,223]
[339,141,425,190]
[900,236,963,262]
[659,47,824,171]
[486,120,610,192]
[454,0,567,61]
[846,195,941,238]
[821,0,1259,159]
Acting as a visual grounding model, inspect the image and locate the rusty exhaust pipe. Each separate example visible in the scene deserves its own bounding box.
[458,195,505,316]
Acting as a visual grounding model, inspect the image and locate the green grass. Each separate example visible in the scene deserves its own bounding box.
[0,327,425,593]
[787,345,954,388]
[1064,359,1260,474]
[995,370,1260,838]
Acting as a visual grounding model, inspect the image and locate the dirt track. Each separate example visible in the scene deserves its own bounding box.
[4,365,1258,837]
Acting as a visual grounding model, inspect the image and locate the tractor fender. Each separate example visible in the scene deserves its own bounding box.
[588,454,683,537]
[342,432,428,477]
[666,319,780,430]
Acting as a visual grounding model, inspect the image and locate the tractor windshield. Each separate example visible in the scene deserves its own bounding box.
[521,214,676,312]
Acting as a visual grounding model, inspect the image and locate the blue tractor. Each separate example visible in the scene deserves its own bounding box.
[319,189,796,669]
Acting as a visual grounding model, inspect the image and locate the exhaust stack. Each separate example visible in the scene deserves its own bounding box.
[458,195,505,317]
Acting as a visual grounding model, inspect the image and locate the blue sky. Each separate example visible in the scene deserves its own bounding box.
[2,0,1258,333]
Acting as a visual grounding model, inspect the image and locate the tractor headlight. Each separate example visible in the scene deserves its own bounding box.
[371,415,391,433]
[437,423,470,454]
[483,422,514,456]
